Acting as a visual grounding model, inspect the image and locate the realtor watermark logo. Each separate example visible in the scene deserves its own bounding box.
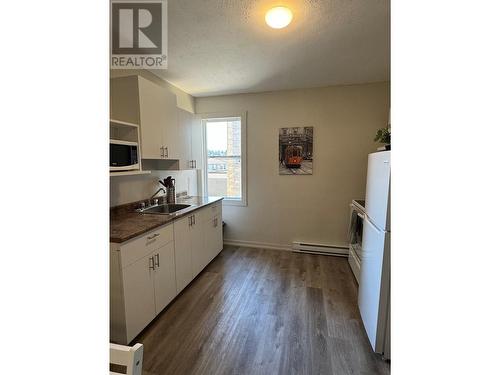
[110,0,167,69]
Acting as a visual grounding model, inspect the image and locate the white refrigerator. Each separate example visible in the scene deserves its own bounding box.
[358,150,391,359]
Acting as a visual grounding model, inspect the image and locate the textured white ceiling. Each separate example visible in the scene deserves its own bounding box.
[157,0,389,97]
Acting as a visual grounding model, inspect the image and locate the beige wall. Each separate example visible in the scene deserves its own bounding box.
[196,82,389,248]
[110,69,195,113]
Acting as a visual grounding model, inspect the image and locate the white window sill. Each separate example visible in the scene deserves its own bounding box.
[222,198,247,207]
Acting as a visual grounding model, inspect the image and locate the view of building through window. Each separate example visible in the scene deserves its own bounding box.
[206,118,242,199]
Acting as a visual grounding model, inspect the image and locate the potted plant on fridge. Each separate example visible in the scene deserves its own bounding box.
[374,127,391,150]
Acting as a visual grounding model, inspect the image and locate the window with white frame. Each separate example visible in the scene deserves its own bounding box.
[202,114,246,206]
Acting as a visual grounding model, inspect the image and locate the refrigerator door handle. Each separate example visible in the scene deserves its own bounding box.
[364,214,384,234]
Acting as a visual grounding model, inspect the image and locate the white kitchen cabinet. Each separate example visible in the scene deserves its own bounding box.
[174,210,205,291]
[138,77,178,159]
[110,76,140,125]
[177,108,194,170]
[174,203,222,294]
[110,202,223,345]
[209,214,223,260]
[177,108,203,170]
[203,203,223,262]
[190,211,207,276]
[191,115,203,170]
[173,216,193,293]
[110,223,177,344]
[121,251,156,343]
[153,241,177,312]
[110,75,179,160]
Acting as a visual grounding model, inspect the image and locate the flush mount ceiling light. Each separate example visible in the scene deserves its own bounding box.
[265,7,293,29]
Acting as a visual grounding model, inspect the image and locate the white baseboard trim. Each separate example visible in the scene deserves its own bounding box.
[223,239,292,251]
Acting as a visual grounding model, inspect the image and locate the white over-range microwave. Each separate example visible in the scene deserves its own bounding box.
[110,139,139,171]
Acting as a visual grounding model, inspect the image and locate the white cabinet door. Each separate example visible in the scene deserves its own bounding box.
[177,108,193,169]
[205,214,223,262]
[213,214,223,259]
[191,211,207,276]
[138,77,165,159]
[110,76,140,124]
[191,115,203,170]
[173,216,193,293]
[205,216,216,263]
[153,241,177,313]
[122,252,156,343]
[138,77,179,160]
[162,91,179,160]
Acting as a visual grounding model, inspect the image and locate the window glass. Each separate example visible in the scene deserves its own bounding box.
[206,118,242,199]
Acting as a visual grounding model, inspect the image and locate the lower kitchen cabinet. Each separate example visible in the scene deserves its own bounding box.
[110,224,176,344]
[110,201,223,345]
[192,214,207,278]
[173,215,193,293]
[174,209,207,292]
[153,241,177,313]
[206,213,223,261]
[210,215,224,259]
[190,210,206,277]
[121,250,156,344]
[204,202,223,262]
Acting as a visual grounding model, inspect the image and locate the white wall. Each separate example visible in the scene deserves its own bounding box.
[196,82,390,248]
[110,169,197,207]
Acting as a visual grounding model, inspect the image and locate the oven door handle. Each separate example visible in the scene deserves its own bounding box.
[351,204,366,219]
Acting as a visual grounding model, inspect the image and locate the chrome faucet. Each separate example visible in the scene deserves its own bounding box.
[150,187,166,201]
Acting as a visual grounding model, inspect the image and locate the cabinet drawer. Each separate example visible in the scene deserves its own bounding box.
[120,224,173,268]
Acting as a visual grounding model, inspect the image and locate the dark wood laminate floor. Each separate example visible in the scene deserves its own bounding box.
[135,246,390,375]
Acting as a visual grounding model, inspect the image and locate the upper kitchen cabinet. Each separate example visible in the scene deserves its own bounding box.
[110,76,179,160]
[191,115,203,170]
[110,76,141,125]
[138,78,178,159]
[177,109,203,170]
[177,108,193,170]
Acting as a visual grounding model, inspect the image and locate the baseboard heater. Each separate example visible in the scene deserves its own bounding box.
[292,241,349,257]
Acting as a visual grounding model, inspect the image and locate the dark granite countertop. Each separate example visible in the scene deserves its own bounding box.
[110,196,223,243]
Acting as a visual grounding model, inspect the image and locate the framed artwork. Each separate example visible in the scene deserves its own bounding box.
[279,127,313,175]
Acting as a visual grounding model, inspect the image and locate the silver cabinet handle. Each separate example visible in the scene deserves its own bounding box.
[155,253,160,268]
[188,215,192,226]
[192,215,196,225]
[147,233,160,240]
[149,256,155,270]
[165,147,168,158]
[160,146,164,158]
